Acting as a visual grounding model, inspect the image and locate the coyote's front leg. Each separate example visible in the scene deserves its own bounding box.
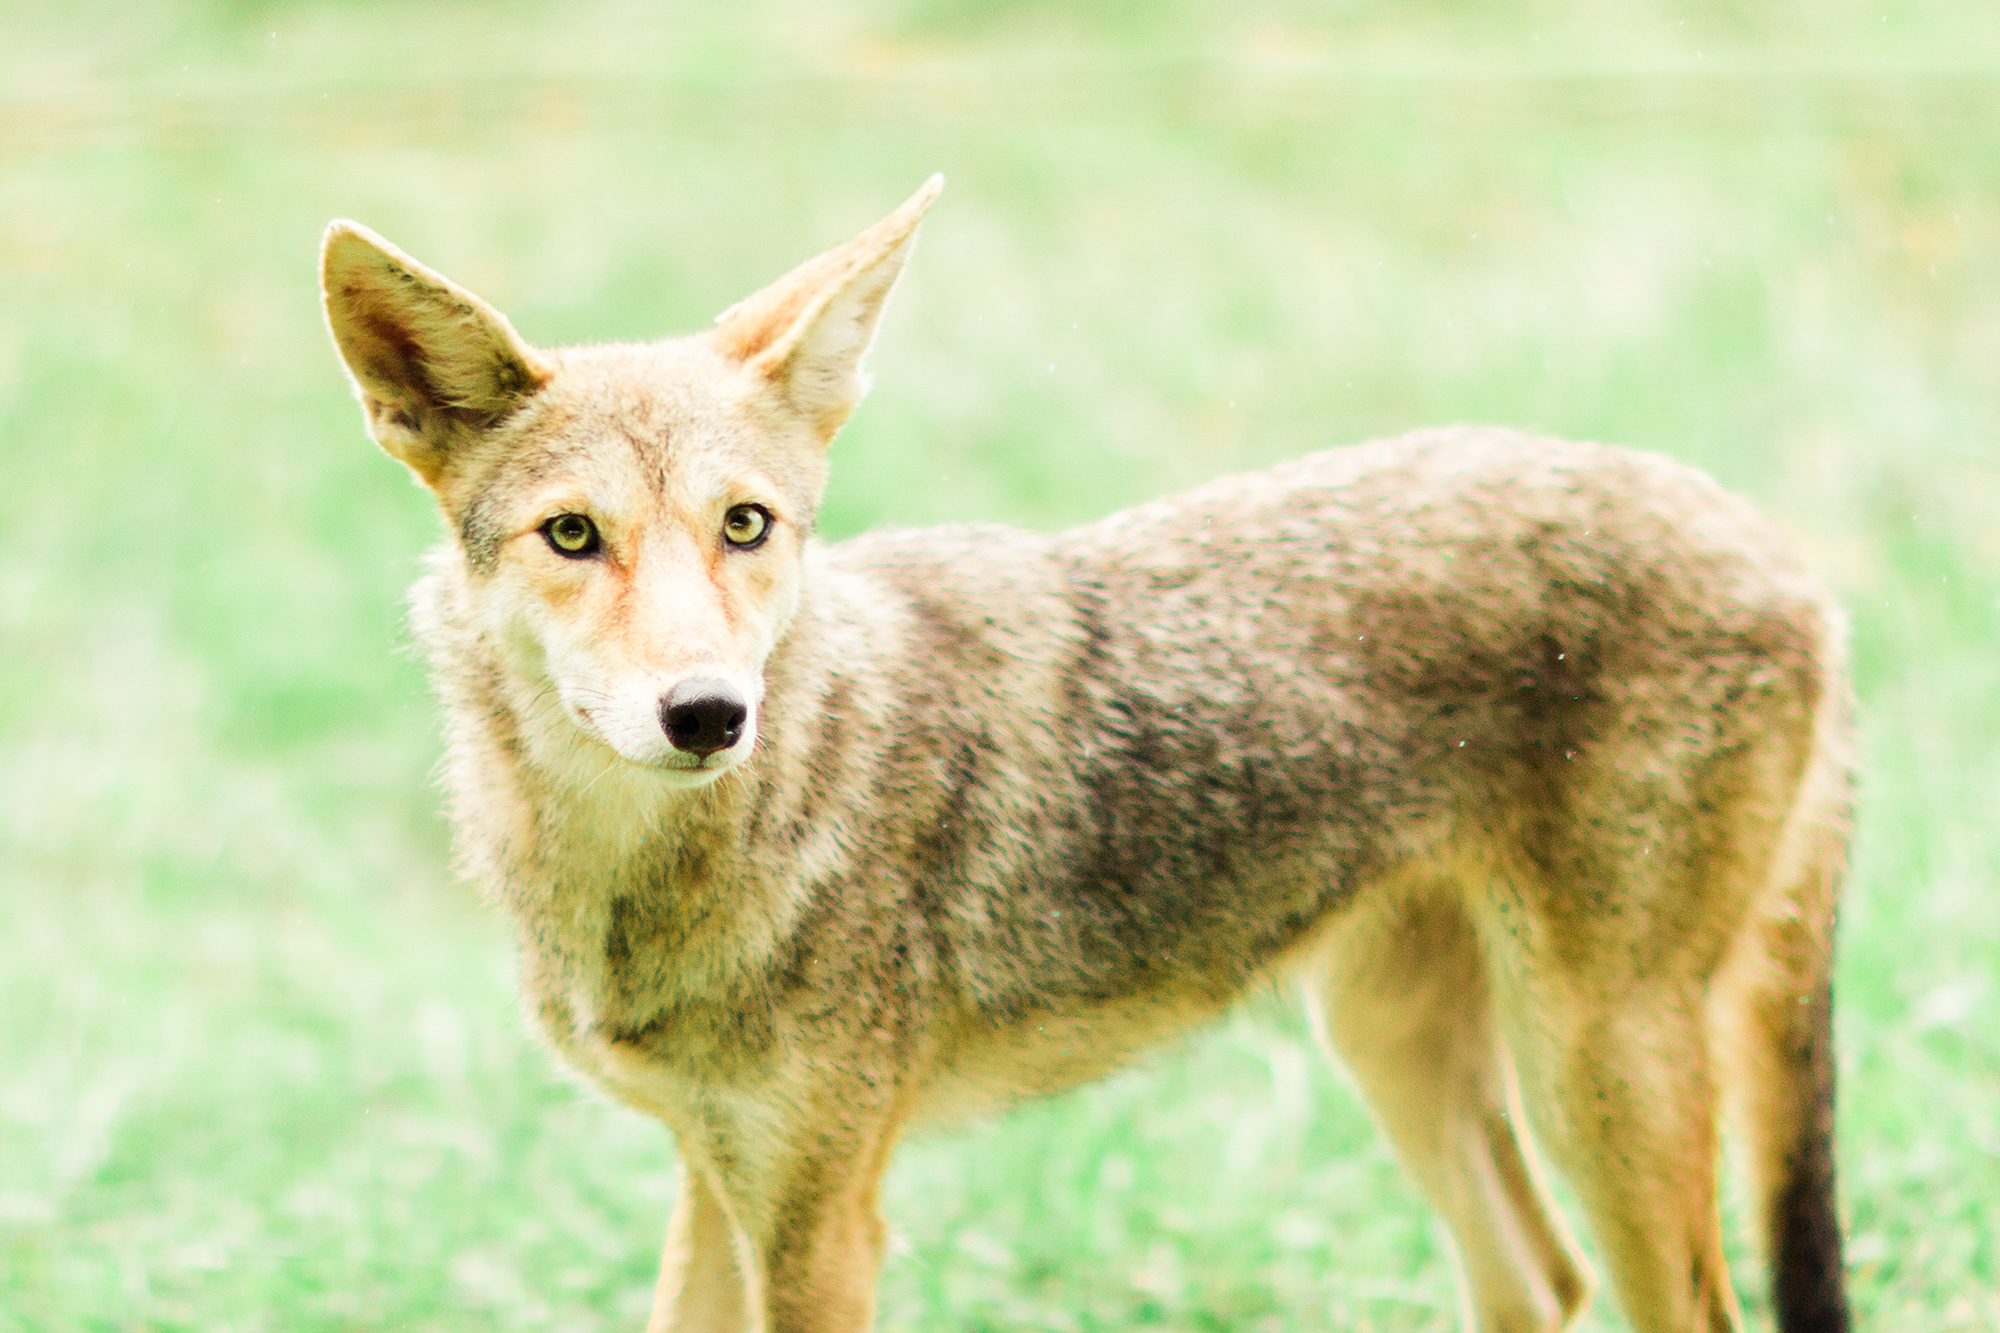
[752,1107,905,1333]
[654,1081,905,1333]
[757,1167,893,1331]
[649,1164,759,1333]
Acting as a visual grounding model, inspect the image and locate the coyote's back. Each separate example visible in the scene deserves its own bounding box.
[322,179,1851,1333]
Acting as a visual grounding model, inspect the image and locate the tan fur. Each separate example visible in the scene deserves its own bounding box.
[321,179,1854,1333]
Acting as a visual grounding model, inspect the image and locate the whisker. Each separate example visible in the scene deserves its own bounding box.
[573,753,621,800]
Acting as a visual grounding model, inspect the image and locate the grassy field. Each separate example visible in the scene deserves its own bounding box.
[2,1,1997,1328]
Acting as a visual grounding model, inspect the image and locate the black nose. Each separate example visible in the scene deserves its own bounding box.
[659,678,748,757]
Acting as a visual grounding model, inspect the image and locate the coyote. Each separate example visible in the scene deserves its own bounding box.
[321,177,1852,1333]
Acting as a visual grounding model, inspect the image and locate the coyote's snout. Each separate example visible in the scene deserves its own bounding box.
[323,178,1853,1333]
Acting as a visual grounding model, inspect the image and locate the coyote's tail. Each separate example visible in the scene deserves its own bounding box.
[1768,964,1850,1333]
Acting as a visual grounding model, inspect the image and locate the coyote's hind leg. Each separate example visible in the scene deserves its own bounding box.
[1495,949,1742,1333]
[1309,888,1591,1333]
[1714,792,1851,1333]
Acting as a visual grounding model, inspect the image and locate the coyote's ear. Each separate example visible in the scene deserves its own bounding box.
[712,175,942,442]
[320,221,553,487]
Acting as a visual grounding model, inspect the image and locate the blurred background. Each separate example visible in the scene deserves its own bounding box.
[2,1,1996,1328]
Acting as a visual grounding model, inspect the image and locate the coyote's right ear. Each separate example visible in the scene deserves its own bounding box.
[320,222,552,487]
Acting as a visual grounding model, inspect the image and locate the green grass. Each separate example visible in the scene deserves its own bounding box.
[3,1,1997,1328]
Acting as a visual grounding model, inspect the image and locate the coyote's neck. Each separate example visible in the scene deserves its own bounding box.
[428,569,828,1013]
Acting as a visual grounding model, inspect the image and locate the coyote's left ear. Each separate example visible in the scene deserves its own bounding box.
[712,175,942,441]
[320,221,553,487]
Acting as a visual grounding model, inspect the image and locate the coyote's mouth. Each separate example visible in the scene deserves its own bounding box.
[649,750,742,790]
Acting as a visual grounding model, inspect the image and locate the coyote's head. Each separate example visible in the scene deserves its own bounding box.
[321,179,940,789]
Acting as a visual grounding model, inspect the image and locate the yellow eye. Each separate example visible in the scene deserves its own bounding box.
[543,513,599,556]
[723,504,771,549]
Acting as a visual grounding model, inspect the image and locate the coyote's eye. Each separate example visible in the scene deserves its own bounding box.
[723,504,771,550]
[542,513,600,557]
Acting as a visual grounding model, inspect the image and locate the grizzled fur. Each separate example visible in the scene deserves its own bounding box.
[322,179,1852,1333]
